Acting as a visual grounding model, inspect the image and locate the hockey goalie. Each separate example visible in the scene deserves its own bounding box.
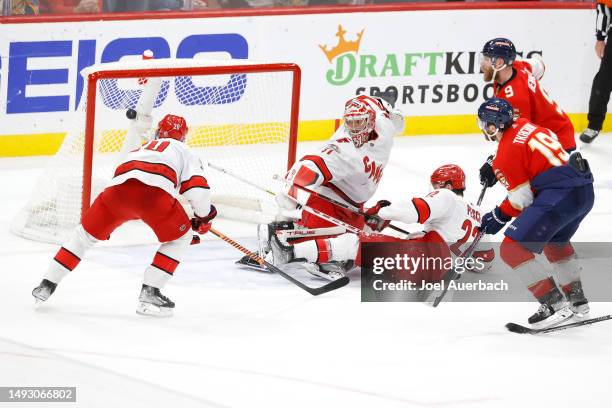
[237,94,403,277]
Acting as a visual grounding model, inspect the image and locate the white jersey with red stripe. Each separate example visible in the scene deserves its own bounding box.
[288,101,396,207]
[378,188,493,258]
[108,138,211,217]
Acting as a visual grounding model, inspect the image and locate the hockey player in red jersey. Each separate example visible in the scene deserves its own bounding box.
[252,95,404,278]
[476,98,594,328]
[478,38,577,190]
[32,114,217,317]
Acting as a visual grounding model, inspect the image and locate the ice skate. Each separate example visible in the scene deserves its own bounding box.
[258,221,294,255]
[565,281,590,318]
[32,279,57,306]
[236,253,268,272]
[313,260,352,281]
[579,128,600,144]
[269,234,296,266]
[136,284,175,317]
[528,298,573,329]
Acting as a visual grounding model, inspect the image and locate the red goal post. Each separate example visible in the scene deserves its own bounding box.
[82,62,301,218]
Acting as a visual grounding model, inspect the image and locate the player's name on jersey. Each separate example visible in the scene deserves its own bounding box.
[372,279,510,292]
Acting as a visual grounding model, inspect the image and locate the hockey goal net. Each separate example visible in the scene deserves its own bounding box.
[12,58,301,244]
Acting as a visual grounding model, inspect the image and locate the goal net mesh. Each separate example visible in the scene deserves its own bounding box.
[12,58,299,244]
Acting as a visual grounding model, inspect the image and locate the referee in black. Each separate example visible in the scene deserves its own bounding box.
[581,0,612,143]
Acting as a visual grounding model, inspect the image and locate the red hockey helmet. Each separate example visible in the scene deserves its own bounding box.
[156,114,188,142]
[343,97,376,148]
[430,164,466,190]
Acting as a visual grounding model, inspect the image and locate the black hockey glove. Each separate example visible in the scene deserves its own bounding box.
[478,207,511,235]
[479,155,497,187]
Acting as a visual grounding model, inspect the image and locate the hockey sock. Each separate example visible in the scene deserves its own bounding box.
[45,225,98,284]
[543,243,582,289]
[143,232,190,289]
[500,237,563,303]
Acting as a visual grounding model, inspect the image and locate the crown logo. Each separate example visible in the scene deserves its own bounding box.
[319,25,364,63]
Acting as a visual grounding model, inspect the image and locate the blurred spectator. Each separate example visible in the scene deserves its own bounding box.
[148,0,219,10]
[10,0,40,14]
[40,0,101,13]
[104,0,148,12]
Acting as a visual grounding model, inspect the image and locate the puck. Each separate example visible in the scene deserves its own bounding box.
[126,109,137,119]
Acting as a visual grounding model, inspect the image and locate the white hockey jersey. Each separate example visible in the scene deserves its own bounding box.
[108,138,211,217]
[288,108,397,207]
[378,188,492,258]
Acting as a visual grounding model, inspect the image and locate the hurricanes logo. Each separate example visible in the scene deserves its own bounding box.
[319,25,365,86]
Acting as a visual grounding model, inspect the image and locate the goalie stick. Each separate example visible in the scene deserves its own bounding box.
[208,228,349,296]
[279,179,419,238]
[208,163,363,234]
[506,314,612,334]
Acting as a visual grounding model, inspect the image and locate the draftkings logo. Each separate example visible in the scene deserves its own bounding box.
[319,24,543,106]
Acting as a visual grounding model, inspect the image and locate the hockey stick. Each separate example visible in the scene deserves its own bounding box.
[477,184,488,206]
[208,162,275,196]
[209,227,349,296]
[208,162,364,234]
[506,314,612,335]
[430,230,485,307]
[427,185,488,305]
[284,181,416,237]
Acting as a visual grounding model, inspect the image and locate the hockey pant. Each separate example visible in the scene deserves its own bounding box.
[45,179,192,289]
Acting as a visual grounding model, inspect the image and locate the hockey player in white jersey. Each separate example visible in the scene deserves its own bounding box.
[255,94,404,277]
[269,164,494,278]
[373,164,494,266]
[32,114,217,316]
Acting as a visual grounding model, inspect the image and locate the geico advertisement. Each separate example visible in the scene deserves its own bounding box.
[0,8,597,138]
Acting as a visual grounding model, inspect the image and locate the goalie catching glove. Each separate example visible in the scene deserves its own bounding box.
[364,200,392,231]
[191,205,217,235]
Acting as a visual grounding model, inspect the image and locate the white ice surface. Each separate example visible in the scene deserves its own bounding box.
[1,135,611,408]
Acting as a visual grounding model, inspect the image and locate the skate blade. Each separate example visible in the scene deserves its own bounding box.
[284,262,343,282]
[571,311,591,322]
[531,307,573,330]
[136,302,173,317]
[235,256,272,273]
[33,298,45,310]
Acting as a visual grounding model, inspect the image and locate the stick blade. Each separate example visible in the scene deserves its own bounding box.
[310,275,350,296]
[505,322,533,334]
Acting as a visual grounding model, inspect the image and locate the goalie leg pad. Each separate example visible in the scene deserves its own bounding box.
[292,233,359,264]
[276,226,346,242]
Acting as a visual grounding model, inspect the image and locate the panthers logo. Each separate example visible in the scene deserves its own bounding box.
[494,169,510,188]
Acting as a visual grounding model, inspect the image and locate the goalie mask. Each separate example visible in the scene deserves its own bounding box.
[156,114,188,142]
[431,164,466,191]
[343,98,376,148]
[477,98,515,142]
